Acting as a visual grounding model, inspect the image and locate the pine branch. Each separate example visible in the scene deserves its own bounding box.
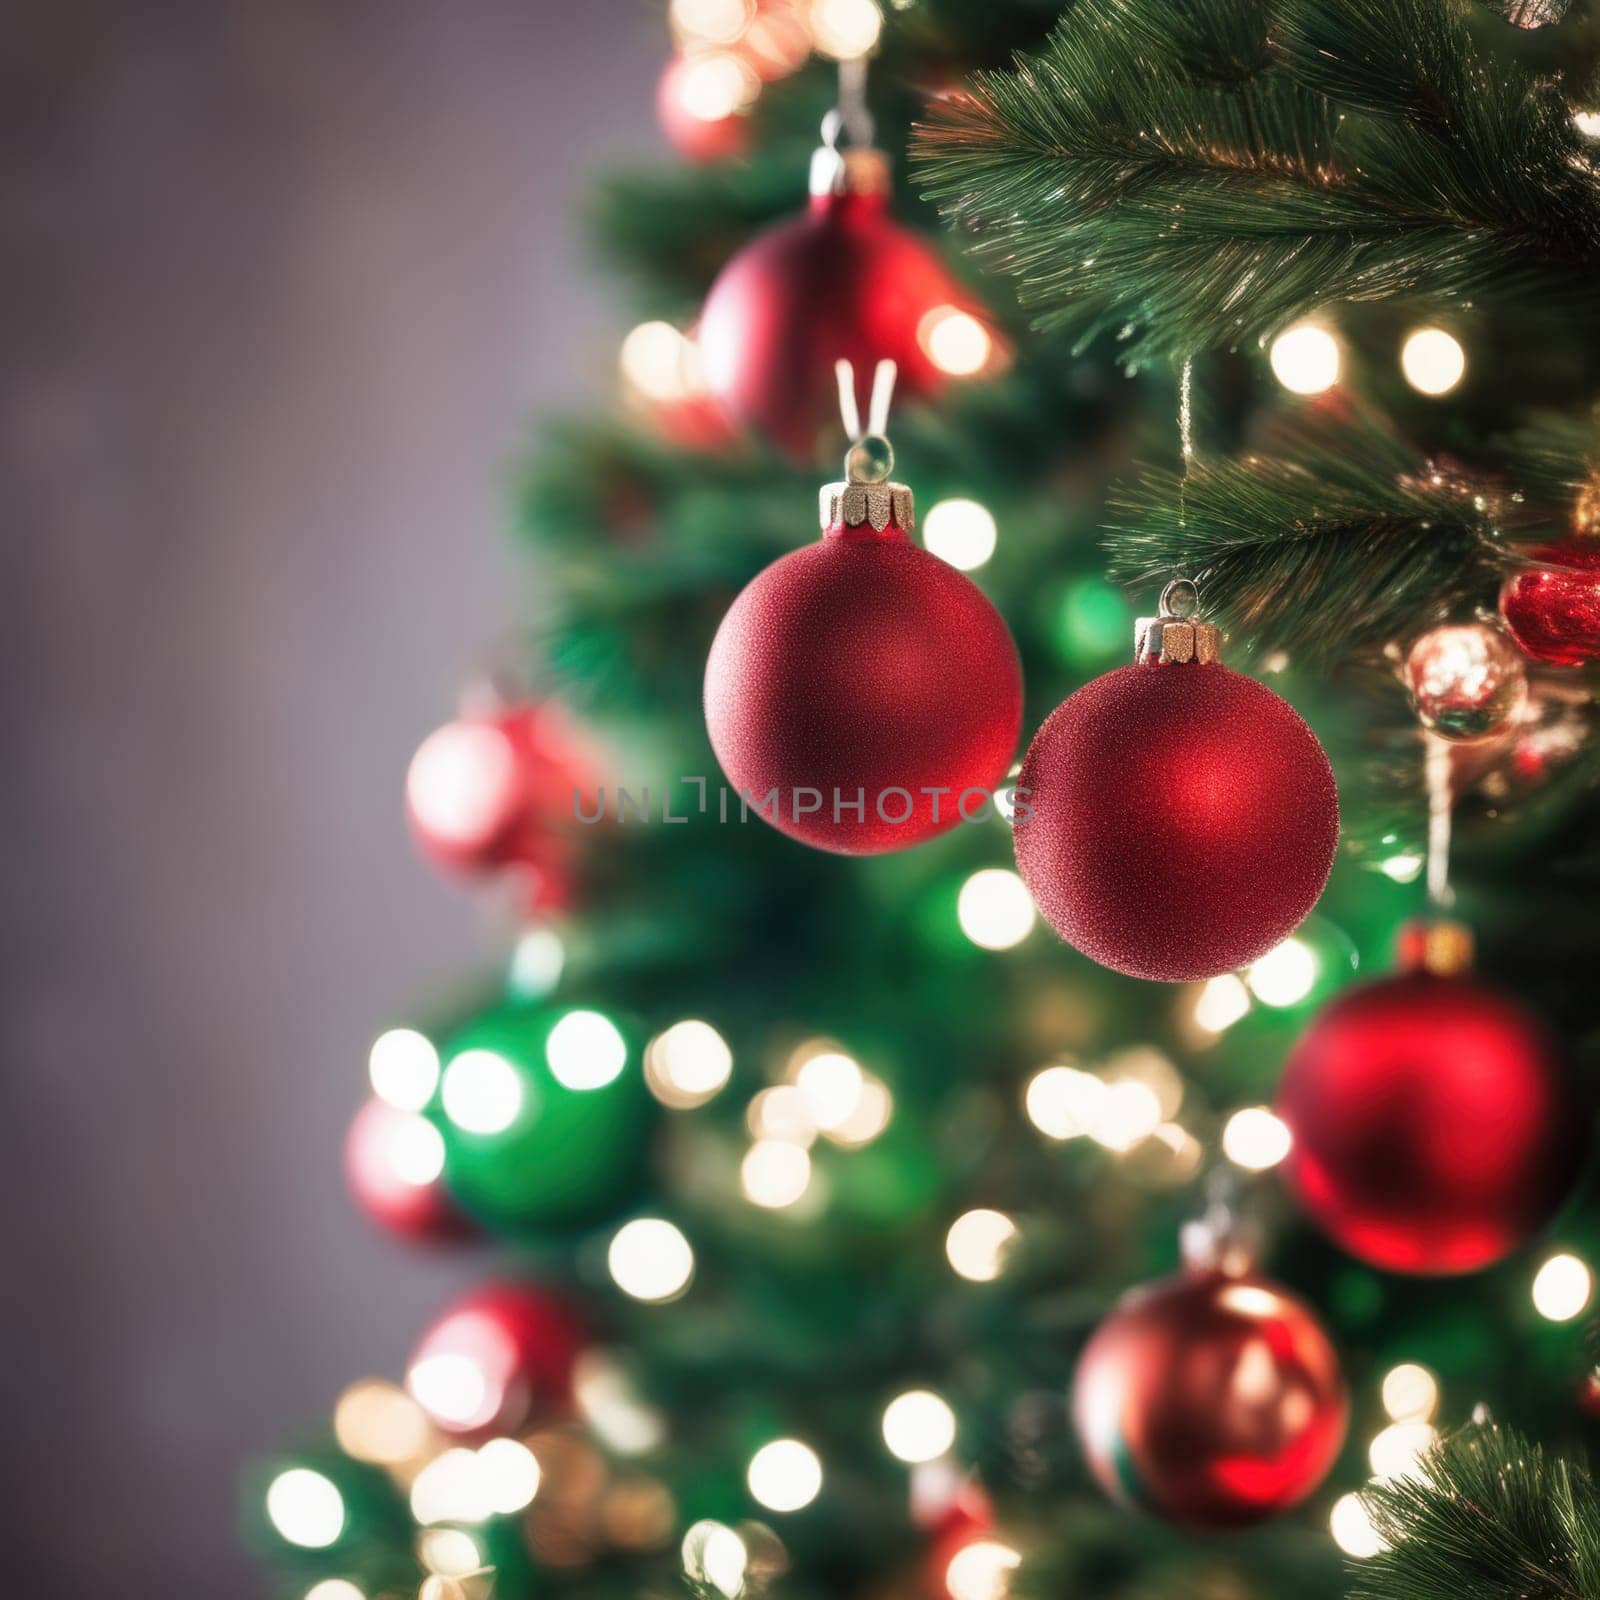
[1351,1424,1600,1600]
[912,0,1600,367]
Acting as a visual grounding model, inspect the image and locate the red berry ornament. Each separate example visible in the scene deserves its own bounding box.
[704,437,1022,853]
[344,1098,473,1246]
[1014,584,1338,981]
[1276,920,1586,1275]
[1073,1261,1347,1527]
[699,141,984,459]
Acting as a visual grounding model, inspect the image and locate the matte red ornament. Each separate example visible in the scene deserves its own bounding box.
[343,1098,474,1246]
[704,456,1021,854]
[1499,540,1600,666]
[656,53,752,164]
[699,144,982,459]
[1072,1266,1347,1528]
[1276,926,1586,1276]
[1013,590,1337,981]
[406,1282,587,1437]
[406,700,597,908]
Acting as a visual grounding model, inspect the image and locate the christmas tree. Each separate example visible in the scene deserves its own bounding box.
[248,3,1600,1599]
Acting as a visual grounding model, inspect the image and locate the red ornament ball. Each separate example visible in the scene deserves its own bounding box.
[1013,663,1338,981]
[704,514,1022,853]
[344,1098,473,1246]
[1276,965,1586,1275]
[406,701,596,907]
[699,150,981,459]
[656,52,753,164]
[406,1282,587,1437]
[1073,1268,1347,1528]
[1499,541,1600,666]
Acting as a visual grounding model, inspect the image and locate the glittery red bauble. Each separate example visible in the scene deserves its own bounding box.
[406,1282,586,1437]
[1013,664,1338,981]
[704,516,1022,853]
[699,176,974,459]
[1073,1268,1347,1528]
[1276,970,1585,1275]
[1499,541,1600,665]
[405,702,596,907]
[656,53,751,164]
[344,1098,474,1245]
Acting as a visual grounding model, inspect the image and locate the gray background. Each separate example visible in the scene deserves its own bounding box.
[1,3,656,1591]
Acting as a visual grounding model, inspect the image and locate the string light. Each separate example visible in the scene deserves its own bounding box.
[621,321,705,404]
[1221,1106,1292,1171]
[683,1520,748,1598]
[1400,327,1466,397]
[945,1539,1022,1600]
[794,1048,864,1130]
[1269,321,1341,395]
[747,1084,818,1146]
[545,1009,627,1090]
[957,868,1036,950]
[945,1209,1017,1282]
[333,1380,432,1466]
[1087,1079,1163,1152]
[1369,1421,1437,1482]
[440,1049,523,1135]
[1193,973,1251,1033]
[881,1389,957,1462]
[1576,109,1600,138]
[646,1020,733,1108]
[1532,1252,1593,1321]
[386,1114,446,1186]
[1245,937,1317,1006]
[417,1528,481,1578]
[808,0,883,60]
[609,1218,696,1303]
[919,306,992,376]
[670,0,754,44]
[1381,1364,1439,1424]
[1329,1491,1387,1558]
[746,1439,824,1511]
[741,1139,812,1208]
[307,1583,366,1600]
[1023,1064,1105,1140]
[476,1438,542,1514]
[369,1027,441,1112]
[265,1468,346,1549]
[411,1448,492,1526]
[923,499,998,570]
[674,51,761,123]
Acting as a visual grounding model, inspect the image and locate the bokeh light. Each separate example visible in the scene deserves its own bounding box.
[546,1009,627,1089]
[808,0,883,60]
[683,1519,749,1598]
[944,1539,1022,1600]
[670,0,754,44]
[1193,973,1251,1034]
[1245,937,1317,1006]
[1369,1421,1437,1482]
[741,1139,812,1208]
[1381,1363,1439,1423]
[794,1048,864,1131]
[1269,321,1341,395]
[476,1438,542,1514]
[440,1049,523,1134]
[747,1438,823,1511]
[1221,1106,1292,1171]
[265,1468,346,1549]
[1400,327,1466,396]
[609,1218,696,1303]
[306,1583,366,1600]
[824,1074,894,1147]
[881,1389,956,1462]
[646,1019,733,1108]
[957,868,1036,950]
[369,1027,440,1112]
[1532,1253,1593,1321]
[919,306,992,376]
[1023,1065,1105,1140]
[508,927,565,999]
[333,1379,432,1466]
[945,1209,1017,1282]
[747,1084,818,1146]
[923,499,998,570]
[1330,1491,1387,1558]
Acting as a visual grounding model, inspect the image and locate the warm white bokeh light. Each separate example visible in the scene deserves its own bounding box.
[546,1009,627,1090]
[266,1468,346,1550]
[1221,1106,1293,1171]
[333,1380,432,1466]
[306,1582,366,1600]
[440,1049,523,1135]
[573,1350,668,1456]
[509,926,565,998]
[923,499,998,570]
[683,1520,749,1598]
[1088,1079,1163,1152]
[1246,937,1317,1006]
[881,1389,957,1463]
[1193,973,1252,1034]
[1330,1491,1387,1559]
[795,1049,864,1131]
[1023,1065,1105,1140]
[747,1084,819,1146]
[670,0,754,45]
[418,1527,482,1578]
[621,321,704,404]
[407,723,515,846]
[407,1352,492,1432]
[920,306,992,376]
[1381,1363,1439,1424]
[957,868,1036,950]
[1269,321,1341,395]
[609,1218,696,1303]
[741,1139,812,1209]
[1380,851,1425,884]
[477,1438,542,1515]
[945,1209,1018,1282]
[1532,1253,1593,1322]
[387,1114,447,1186]
[1369,1421,1438,1483]
[747,1438,824,1512]
[808,0,883,60]
[945,1539,1022,1600]
[646,1019,734,1108]
[369,1027,441,1112]
[675,51,760,122]
[1400,326,1466,396]
[410,1447,491,1526]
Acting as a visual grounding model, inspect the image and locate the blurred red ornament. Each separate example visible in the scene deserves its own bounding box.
[1013,587,1337,981]
[1276,922,1586,1275]
[1072,1266,1347,1527]
[405,700,598,908]
[704,453,1021,853]
[344,1098,473,1245]
[1499,540,1600,665]
[1579,1369,1600,1422]
[406,1282,587,1437]
[699,143,987,459]
[656,52,755,163]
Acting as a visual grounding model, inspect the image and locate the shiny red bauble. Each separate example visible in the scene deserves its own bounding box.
[698,151,977,459]
[1276,964,1586,1275]
[406,1282,587,1437]
[704,515,1022,853]
[1072,1268,1347,1528]
[1013,663,1338,981]
[343,1098,473,1246]
[1499,540,1600,666]
[656,53,752,164]
[405,701,596,907]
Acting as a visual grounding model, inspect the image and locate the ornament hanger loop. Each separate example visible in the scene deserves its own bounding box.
[1159,578,1200,620]
[835,357,898,483]
[824,58,875,150]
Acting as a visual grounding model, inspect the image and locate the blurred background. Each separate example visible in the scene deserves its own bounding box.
[0,3,657,1591]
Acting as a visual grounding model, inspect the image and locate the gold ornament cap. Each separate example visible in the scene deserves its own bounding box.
[820,430,913,532]
[1135,579,1221,664]
[1395,916,1475,977]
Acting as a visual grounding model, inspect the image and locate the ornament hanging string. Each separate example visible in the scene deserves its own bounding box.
[834,357,898,459]
[832,56,875,150]
[1424,733,1456,909]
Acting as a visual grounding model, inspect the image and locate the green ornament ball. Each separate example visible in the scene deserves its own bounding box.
[431,1000,655,1232]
